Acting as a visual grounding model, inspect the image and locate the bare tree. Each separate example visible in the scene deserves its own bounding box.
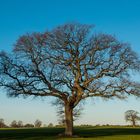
[125,110,140,127]
[17,120,23,128]
[0,118,6,128]
[24,123,34,128]
[0,23,140,136]
[34,119,42,128]
[48,123,53,127]
[10,120,17,128]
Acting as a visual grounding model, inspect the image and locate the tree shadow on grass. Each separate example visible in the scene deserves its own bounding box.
[0,127,64,140]
[74,127,140,138]
[1,127,140,139]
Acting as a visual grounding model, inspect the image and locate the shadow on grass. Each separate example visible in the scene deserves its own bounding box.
[0,127,64,140]
[74,127,140,138]
[0,127,140,139]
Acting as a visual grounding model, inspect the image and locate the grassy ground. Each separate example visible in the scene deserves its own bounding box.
[0,126,140,140]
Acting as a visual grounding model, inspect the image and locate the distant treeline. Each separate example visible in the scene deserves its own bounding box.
[0,118,45,128]
[1,118,139,128]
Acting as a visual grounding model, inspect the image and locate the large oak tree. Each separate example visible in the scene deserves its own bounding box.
[0,23,140,136]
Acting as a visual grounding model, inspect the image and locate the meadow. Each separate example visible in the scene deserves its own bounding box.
[0,126,140,140]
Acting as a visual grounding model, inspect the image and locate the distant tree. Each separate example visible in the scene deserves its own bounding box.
[0,118,6,128]
[48,123,53,127]
[10,120,17,128]
[24,123,34,128]
[125,110,140,127]
[43,124,47,127]
[1,23,140,136]
[34,119,42,128]
[17,120,23,128]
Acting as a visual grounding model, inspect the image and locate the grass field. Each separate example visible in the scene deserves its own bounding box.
[0,126,140,140]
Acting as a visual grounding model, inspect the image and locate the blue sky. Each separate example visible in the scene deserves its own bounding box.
[0,0,140,125]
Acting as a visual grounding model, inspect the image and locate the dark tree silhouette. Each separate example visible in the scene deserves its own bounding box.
[17,120,23,128]
[0,118,6,128]
[10,120,17,128]
[125,110,140,127]
[24,123,34,128]
[48,123,53,127]
[0,23,140,136]
[34,119,42,128]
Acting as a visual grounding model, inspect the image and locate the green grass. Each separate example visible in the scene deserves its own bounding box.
[0,126,140,140]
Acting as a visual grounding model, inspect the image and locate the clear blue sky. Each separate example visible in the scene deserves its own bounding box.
[0,0,140,126]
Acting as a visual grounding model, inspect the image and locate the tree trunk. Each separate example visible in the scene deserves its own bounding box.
[132,119,136,127]
[64,104,73,136]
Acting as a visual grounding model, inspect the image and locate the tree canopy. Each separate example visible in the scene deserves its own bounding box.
[0,23,140,136]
